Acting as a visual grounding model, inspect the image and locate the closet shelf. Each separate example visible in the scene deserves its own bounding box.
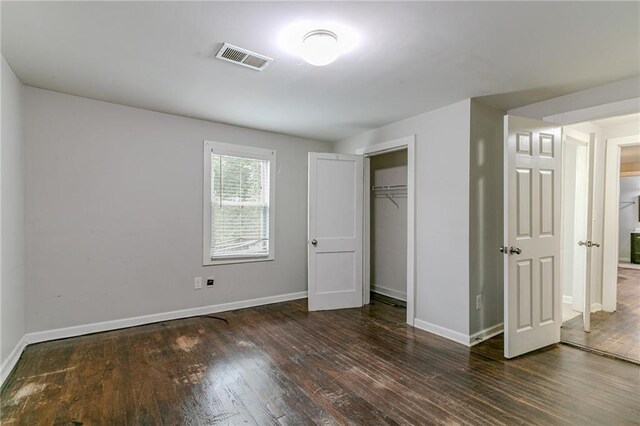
[371,184,407,191]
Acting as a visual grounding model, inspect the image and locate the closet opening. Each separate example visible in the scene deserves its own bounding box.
[359,136,416,325]
[366,149,408,314]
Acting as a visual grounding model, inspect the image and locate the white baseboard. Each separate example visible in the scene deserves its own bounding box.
[562,301,601,313]
[25,291,308,345]
[413,319,469,346]
[469,323,504,347]
[619,262,640,270]
[413,319,503,347]
[1,291,307,387]
[371,285,407,302]
[0,335,29,387]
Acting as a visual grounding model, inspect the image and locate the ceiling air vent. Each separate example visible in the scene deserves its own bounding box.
[215,43,273,71]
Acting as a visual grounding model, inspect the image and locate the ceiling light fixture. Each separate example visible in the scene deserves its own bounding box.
[301,30,339,66]
[278,22,359,66]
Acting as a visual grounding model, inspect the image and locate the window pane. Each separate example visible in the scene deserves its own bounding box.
[210,153,270,258]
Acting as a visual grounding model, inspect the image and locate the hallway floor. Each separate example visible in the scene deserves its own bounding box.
[562,267,640,363]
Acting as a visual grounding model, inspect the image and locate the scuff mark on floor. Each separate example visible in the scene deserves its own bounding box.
[174,335,201,352]
[26,366,76,379]
[324,389,349,407]
[172,362,205,385]
[11,382,47,405]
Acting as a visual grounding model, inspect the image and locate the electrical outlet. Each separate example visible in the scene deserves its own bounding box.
[206,277,214,287]
[476,295,482,310]
[194,277,202,290]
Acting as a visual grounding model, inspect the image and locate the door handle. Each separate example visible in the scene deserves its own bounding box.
[578,241,600,248]
[509,246,522,255]
[311,239,318,247]
[499,246,508,254]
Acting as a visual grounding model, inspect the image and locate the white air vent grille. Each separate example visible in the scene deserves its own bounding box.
[215,43,273,71]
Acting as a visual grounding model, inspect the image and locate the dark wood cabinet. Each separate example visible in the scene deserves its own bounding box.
[632,232,640,264]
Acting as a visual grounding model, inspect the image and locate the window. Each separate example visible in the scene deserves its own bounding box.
[203,141,276,265]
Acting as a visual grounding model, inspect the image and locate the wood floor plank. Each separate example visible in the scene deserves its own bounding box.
[562,267,640,363]
[1,297,638,425]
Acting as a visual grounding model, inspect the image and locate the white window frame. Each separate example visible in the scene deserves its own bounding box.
[203,140,276,266]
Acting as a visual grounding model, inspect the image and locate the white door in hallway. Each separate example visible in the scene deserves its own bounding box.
[308,153,363,311]
[503,115,562,358]
[562,128,595,332]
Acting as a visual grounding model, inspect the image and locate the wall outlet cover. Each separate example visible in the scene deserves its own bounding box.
[476,295,482,310]
[194,277,203,290]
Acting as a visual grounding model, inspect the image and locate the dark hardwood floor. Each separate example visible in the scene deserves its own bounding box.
[2,297,639,425]
[562,267,640,363]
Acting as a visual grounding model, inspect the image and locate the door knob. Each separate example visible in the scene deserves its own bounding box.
[509,246,522,255]
[311,239,318,247]
[499,246,508,254]
[592,242,600,247]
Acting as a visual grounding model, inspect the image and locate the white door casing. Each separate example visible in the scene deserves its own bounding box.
[504,116,562,358]
[308,153,364,311]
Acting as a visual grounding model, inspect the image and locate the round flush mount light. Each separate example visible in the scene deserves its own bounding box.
[278,22,359,66]
[301,30,339,66]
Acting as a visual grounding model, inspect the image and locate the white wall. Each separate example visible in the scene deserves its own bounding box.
[619,176,640,261]
[24,87,331,333]
[334,100,471,336]
[1,56,26,367]
[469,100,504,336]
[370,150,407,301]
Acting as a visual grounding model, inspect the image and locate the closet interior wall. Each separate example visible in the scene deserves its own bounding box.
[370,150,408,301]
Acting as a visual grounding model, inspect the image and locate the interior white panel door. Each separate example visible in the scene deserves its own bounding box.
[504,115,562,358]
[308,153,363,311]
[563,129,595,333]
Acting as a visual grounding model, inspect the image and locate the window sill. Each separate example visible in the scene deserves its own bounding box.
[203,255,274,267]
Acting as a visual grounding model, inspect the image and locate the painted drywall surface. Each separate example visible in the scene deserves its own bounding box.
[603,120,640,140]
[508,77,640,120]
[370,150,407,301]
[334,99,471,335]
[24,87,331,333]
[1,56,26,365]
[618,177,640,261]
[469,100,504,336]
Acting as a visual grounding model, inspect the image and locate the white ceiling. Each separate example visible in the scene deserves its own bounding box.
[2,1,639,141]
